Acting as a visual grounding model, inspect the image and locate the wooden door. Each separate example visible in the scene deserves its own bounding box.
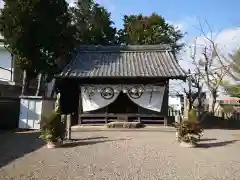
[107,92,138,113]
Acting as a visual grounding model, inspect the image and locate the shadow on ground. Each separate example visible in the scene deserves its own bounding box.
[197,140,238,148]
[60,138,130,148]
[70,136,108,141]
[232,134,240,138]
[0,131,44,169]
[200,138,217,141]
[0,133,128,167]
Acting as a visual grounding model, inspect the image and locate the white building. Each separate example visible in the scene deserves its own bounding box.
[0,43,13,83]
[169,95,183,111]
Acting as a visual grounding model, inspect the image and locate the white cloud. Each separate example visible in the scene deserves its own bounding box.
[67,0,116,11]
[169,16,198,32]
[174,23,184,31]
[95,0,116,12]
[0,0,3,9]
[213,27,240,53]
[179,27,240,70]
[170,24,240,96]
[66,0,76,6]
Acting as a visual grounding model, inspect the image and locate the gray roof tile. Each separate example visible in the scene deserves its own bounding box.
[58,45,186,79]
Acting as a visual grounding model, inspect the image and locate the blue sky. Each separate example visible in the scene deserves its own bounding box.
[1,0,240,87]
[94,0,240,64]
[95,0,240,37]
[93,0,240,95]
[1,0,239,38]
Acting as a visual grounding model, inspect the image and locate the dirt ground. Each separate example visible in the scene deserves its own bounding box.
[0,129,240,180]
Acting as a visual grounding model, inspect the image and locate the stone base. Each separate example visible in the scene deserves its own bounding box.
[176,132,180,141]
[105,122,145,128]
[180,141,196,148]
[46,141,63,149]
[46,142,56,149]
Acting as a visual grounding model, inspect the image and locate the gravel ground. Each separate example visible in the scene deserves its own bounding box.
[0,129,240,180]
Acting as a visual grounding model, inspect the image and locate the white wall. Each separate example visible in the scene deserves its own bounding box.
[169,96,182,111]
[0,44,12,81]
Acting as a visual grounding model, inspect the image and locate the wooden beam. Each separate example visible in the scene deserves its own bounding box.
[164,116,167,127]
[78,87,82,124]
[80,119,165,123]
[163,80,169,127]
[74,78,168,85]
[137,106,141,123]
[79,113,164,118]
[105,106,108,124]
[61,114,67,139]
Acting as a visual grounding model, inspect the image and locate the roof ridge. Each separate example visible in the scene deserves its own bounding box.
[57,46,186,80]
[76,44,172,52]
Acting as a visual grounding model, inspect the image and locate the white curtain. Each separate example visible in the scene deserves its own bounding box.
[81,84,166,112]
[124,85,165,112]
[81,85,121,112]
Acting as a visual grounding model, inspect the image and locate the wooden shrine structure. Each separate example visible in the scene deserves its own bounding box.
[56,45,186,125]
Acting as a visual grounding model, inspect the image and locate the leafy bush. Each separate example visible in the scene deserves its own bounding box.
[40,111,65,143]
[174,120,203,144]
[40,128,54,143]
[188,109,198,121]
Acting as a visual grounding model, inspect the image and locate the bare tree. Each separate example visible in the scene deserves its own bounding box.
[183,69,203,112]
[190,19,231,114]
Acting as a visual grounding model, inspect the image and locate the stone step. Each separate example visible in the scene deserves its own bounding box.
[71,125,175,132]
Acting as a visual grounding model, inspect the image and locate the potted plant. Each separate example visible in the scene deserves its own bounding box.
[40,128,57,148]
[178,120,203,147]
[174,121,181,142]
[174,109,203,147]
[173,115,182,141]
[40,111,65,148]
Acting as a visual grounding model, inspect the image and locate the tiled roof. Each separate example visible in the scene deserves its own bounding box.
[58,45,186,79]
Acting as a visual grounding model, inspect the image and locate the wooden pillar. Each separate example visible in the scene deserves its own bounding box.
[137,106,141,123]
[61,114,67,139]
[164,80,169,127]
[125,115,128,122]
[105,106,108,124]
[183,95,188,119]
[164,116,167,127]
[78,87,82,125]
[66,114,72,140]
[137,116,141,123]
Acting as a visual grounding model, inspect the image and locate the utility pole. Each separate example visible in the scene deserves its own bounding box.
[187,69,192,110]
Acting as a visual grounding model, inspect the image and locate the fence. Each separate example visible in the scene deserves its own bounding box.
[168,109,240,129]
[214,110,240,121]
[168,109,183,116]
[168,109,240,120]
[167,110,182,125]
[0,97,20,130]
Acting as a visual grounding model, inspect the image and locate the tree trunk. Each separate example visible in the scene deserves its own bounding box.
[188,100,193,111]
[21,69,30,96]
[210,90,217,115]
[197,87,202,121]
[211,98,216,115]
[197,97,202,121]
[50,79,56,98]
[35,73,44,96]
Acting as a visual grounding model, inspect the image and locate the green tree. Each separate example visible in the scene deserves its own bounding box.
[69,0,117,45]
[0,0,75,95]
[223,84,240,98]
[118,13,184,51]
[222,50,240,98]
